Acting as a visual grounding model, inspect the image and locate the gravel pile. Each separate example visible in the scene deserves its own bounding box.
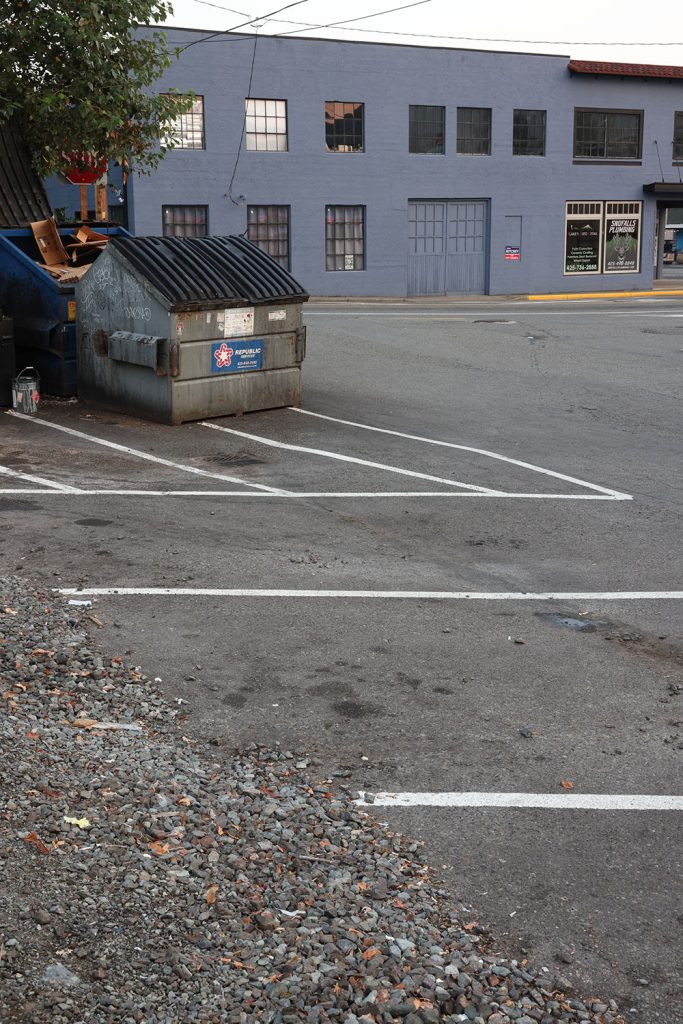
[0,576,624,1024]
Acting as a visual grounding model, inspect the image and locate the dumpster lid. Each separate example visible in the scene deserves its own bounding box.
[0,119,52,229]
[110,235,309,308]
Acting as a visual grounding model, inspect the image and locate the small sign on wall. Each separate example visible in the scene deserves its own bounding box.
[504,246,521,261]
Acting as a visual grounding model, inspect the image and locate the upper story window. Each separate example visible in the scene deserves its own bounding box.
[325,102,364,152]
[457,107,491,155]
[247,205,290,270]
[162,205,208,238]
[162,95,205,149]
[573,109,642,160]
[245,99,288,152]
[674,111,683,162]
[513,109,546,156]
[409,105,445,154]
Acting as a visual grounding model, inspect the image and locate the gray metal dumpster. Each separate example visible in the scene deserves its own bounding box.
[76,235,309,423]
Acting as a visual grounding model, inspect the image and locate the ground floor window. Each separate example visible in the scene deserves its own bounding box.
[325,205,365,271]
[162,205,208,238]
[565,200,641,275]
[247,205,290,269]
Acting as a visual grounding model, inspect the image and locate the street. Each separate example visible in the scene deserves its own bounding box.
[2,296,682,1021]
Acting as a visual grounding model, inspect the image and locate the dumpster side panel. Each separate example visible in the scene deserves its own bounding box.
[77,249,174,422]
[172,366,301,424]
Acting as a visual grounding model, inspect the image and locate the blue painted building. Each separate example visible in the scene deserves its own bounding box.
[46,31,683,296]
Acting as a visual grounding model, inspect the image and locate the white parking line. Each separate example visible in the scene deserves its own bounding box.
[0,464,79,492]
[0,489,627,499]
[6,411,290,495]
[56,588,683,600]
[290,409,632,500]
[356,791,683,811]
[200,421,501,494]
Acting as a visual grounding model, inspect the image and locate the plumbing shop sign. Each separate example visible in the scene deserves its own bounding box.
[211,339,264,374]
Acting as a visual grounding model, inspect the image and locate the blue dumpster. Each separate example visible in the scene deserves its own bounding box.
[0,225,129,397]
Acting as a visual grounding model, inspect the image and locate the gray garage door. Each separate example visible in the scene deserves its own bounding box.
[408,200,488,296]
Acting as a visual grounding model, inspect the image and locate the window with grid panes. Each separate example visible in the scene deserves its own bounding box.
[674,112,683,161]
[325,102,364,152]
[513,109,546,156]
[573,109,642,160]
[409,105,445,154]
[325,205,365,271]
[245,99,288,151]
[247,206,290,269]
[162,95,205,149]
[456,107,491,155]
[162,205,208,238]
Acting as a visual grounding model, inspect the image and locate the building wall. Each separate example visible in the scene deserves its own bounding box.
[61,31,683,296]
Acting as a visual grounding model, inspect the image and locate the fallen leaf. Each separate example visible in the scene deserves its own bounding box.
[148,840,171,856]
[361,948,381,961]
[463,920,479,932]
[2,607,17,616]
[560,780,574,790]
[24,832,50,855]
[64,816,91,829]
[357,881,368,891]
[86,614,103,628]
[26,731,40,740]
[205,884,219,905]
[176,796,192,807]
[71,718,98,730]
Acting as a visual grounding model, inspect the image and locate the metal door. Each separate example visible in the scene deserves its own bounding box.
[408,201,488,295]
[408,202,446,295]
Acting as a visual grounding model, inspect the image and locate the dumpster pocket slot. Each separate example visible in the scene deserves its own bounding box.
[108,331,165,371]
[295,325,306,363]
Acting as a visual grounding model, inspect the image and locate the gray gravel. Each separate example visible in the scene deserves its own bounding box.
[0,576,625,1023]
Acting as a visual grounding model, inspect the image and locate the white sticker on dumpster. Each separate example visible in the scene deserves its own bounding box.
[268,309,286,321]
[223,308,254,337]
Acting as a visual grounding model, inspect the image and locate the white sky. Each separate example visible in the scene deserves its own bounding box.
[165,0,683,66]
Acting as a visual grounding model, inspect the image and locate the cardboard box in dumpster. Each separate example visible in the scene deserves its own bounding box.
[30,217,109,283]
[31,217,69,266]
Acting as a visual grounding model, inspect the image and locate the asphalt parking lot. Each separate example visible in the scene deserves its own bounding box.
[2,296,682,1021]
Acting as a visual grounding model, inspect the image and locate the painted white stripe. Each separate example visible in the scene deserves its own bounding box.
[356,791,683,811]
[6,411,289,495]
[56,588,683,600]
[306,310,683,318]
[290,408,632,500]
[0,463,79,492]
[0,489,627,499]
[200,420,500,494]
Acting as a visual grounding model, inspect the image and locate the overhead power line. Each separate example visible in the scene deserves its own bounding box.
[178,1,682,47]
[179,0,311,52]
[273,0,433,38]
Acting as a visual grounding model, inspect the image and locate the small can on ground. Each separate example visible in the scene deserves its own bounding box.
[12,366,40,415]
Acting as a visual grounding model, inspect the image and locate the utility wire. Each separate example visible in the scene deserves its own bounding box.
[175,2,682,48]
[272,0,433,38]
[227,30,259,205]
[179,0,311,52]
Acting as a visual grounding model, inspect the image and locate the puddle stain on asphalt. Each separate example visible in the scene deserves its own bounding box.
[536,610,683,667]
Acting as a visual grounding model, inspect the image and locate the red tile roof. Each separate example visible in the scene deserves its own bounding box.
[568,59,683,80]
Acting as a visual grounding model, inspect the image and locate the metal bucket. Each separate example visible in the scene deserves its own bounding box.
[12,366,40,415]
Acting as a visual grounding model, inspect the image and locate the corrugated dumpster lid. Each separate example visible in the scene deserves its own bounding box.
[110,235,309,308]
[0,119,52,228]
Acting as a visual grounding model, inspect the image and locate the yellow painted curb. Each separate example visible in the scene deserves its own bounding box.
[528,289,683,301]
